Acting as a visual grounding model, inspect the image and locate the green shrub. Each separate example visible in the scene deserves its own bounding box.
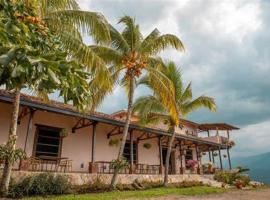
[214,171,236,185]
[235,174,250,186]
[8,173,71,198]
[175,180,204,188]
[214,171,250,186]
[116,183,135,191]
[75,176,110,193]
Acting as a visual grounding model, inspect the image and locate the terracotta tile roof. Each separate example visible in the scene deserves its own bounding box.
[0,89,118,121]
[111,109,200,128]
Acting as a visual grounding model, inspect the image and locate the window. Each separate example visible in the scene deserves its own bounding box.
[185,149,193,161]
[33,125,62,158]
[123,141,137,164]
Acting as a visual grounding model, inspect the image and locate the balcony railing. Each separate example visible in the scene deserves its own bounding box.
[202,136,229,145]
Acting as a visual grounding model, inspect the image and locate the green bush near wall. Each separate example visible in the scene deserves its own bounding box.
[214,171,250,186]
[8,173,72,198]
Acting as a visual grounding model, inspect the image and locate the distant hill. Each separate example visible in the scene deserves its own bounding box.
[230,152,270,184]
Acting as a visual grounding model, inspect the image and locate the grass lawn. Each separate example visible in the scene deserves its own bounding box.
[24,186,226,200]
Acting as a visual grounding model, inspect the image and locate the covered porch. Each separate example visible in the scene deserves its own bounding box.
[0,90,238,176]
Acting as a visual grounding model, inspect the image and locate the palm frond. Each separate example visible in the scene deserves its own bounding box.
[140,28,160,49]
[179,82,192,104]
[118,16,142,51]
[165,61,183,100]
[38,0,79,18]
[145,66,179,125]
[46,10,110,43]
[182,96,216,116]
[89,45,122,65]
[109,24,129,52]
[133,95,168,125]
[59,33,111,82]
[141,34,185,56]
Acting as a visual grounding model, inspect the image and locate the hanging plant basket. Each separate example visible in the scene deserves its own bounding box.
[143,143,151,149]
[202,152,206,156]
[109,138,119,147]
[223,154,227,158]
[213,152,218,157]
[59,128,69,138]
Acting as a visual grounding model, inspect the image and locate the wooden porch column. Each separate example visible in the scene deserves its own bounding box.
[227,147,232,170]
[218,146,223,170]
[195,143,200,174]
[23,109,35,152]
[89,121,98,173]
[212,150,215,164]
[158,136,164,174]
[178,140,184,174]
[20,109,35,170]
[226,130,232,169]
[207,130,212,162]
[129,129,134,174]
[208,146,212,162]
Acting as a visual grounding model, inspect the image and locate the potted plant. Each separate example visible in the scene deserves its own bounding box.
[60,128,69,138]
[227,140,236,147]
[143,143,151,149]
[109,138,119,147]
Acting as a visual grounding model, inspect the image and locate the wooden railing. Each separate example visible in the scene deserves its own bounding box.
[95,161,130,174]
[135,164,160,174]
[21,157,72,173]
[95,161,160,174]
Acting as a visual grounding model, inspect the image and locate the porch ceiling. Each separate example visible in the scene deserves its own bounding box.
[0,90,228,148]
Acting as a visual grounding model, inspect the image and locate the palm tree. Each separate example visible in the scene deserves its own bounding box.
[90,16,185,188]
[133,61,216,186]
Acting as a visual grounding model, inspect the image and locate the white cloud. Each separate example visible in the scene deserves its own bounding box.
[77,0,91,10]
[177,0,262,43]
[231,120,270,157]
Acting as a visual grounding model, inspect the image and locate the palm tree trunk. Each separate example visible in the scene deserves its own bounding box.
[163,125,176,187]
[110,78,134,189]
[0,89,21,197]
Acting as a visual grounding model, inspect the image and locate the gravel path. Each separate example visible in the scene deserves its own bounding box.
[133,188,270,200]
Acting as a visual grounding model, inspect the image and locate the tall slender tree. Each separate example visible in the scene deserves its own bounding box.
[89,16,185,188]
[133,62,217,186]
[0,1,91,195]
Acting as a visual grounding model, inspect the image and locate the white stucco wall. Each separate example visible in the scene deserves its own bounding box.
[0,102,161,172]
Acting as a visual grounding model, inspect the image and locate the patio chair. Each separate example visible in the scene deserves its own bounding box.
[57,160,72,172]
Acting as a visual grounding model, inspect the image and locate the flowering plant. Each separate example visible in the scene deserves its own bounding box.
[186,159,198,170]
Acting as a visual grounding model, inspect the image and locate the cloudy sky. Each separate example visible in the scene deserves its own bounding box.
[78,0,270,157]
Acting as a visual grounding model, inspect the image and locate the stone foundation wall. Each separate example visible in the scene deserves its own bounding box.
[11,171,221,187]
